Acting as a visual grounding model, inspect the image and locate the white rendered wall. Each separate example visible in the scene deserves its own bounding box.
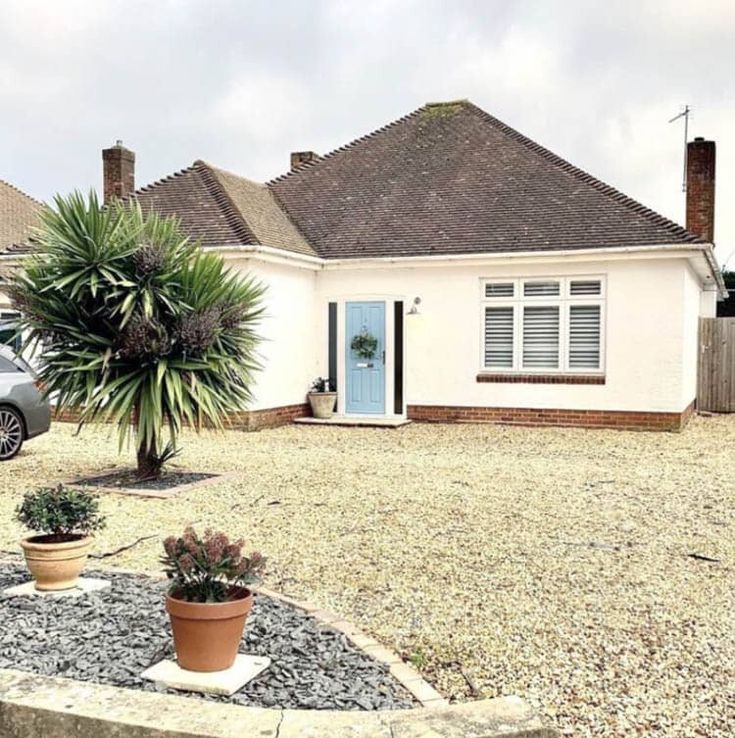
[315,256,705,414]
[1,253,713,416]
[681,266,704,407]
[699,287,718,318]
[229,258,318,411]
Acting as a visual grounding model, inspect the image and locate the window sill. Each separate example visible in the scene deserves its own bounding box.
[476,373,606,385]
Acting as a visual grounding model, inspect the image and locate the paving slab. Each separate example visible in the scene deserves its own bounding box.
[294,416,411,427]
[141,655,271,696]
[2,577,111,598]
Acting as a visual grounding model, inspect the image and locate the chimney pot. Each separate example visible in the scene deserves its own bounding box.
[290,151,318,171]
[686,138,716,242]
[102,141,135,204]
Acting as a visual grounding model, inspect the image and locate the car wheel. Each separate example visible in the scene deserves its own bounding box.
[0,406,24,460]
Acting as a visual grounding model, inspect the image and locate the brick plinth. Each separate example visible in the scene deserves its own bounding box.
[52,403,310,432]
[226,403,310,431]
[407,400,696,432]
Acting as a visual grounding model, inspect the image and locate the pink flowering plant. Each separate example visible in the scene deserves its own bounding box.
[161,527,266,603]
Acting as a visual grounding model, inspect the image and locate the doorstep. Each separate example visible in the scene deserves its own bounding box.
[294,415,412,428]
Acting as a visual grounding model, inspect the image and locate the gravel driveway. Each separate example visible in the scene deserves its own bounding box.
[1,417,733,736]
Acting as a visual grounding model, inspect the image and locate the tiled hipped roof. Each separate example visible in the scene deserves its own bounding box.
[2,100,702,263]
[268,100,701,259]
[129,161,315,257]
[0,180,43,256]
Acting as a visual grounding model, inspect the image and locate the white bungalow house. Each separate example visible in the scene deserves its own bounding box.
[3,100,726,431]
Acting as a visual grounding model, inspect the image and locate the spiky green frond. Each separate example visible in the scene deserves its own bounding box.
[10,191,265,468]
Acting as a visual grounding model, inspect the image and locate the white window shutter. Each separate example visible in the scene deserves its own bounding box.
[484,307,514,368]
[569,280,602,296]
[522,306,559,368]
[524,281,560,297]
[569,305,601,368]
[485,282,514,298]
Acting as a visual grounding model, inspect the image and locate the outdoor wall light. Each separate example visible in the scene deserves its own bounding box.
[408,296,422,315]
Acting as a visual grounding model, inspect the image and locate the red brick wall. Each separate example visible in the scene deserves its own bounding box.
[54,401,697,432]
[476,373,605,385]
[226,403,310,431]
[52,403,310,432]
[52,407,84,424]
[407,401,696,432]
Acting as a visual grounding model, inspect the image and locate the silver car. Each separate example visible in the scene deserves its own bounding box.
[0,345,51,460]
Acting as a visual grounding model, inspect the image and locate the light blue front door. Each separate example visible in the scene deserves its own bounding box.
[346,301,385,414]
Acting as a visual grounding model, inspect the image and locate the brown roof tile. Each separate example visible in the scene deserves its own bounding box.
[0,180,43,256]
[130,161,315,256]
[268,100,701,259]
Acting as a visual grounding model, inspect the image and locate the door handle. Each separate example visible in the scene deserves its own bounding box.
[382,350,385,365]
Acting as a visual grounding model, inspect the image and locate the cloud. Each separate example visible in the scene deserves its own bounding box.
[0,0,733,264]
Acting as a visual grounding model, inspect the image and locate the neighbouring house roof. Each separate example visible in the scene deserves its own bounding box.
[268,100,702,259]
[0,180,43,256]
[129,161,316,257]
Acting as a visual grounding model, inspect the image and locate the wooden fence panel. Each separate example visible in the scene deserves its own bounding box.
[698,317,735,412]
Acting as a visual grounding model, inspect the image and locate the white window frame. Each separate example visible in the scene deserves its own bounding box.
[479,276,606,374]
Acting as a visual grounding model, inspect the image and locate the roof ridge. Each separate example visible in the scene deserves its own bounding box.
[199,161,265,189]
[462,102,702,244]
[266,105,428,186]
[0,179,44,208]
[206,160,322,256]
[194,161,258,246]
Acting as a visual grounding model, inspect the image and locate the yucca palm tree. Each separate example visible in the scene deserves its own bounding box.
[10,191,265,479]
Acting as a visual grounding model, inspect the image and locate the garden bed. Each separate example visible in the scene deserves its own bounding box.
[68,470,231,498]
[0,563,415,711]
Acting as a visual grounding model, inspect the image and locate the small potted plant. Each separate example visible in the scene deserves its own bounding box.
[161,527,266,672]
[308,376,337,419]
[16,485,106,591]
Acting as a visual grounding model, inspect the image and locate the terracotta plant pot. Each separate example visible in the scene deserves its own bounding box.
[166,587,253,672]
[20,535,92,591]
[308,391,337,419]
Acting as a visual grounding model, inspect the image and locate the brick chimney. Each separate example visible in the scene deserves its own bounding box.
[686,137,716,242]
[290,151,318,171]
[102,140,135,203]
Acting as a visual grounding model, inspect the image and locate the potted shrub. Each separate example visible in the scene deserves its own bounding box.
[161,527,266,672]
[308,376,337,419]
[16,485,106,591]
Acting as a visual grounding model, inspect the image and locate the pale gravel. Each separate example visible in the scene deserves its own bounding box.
[1,417,733,737]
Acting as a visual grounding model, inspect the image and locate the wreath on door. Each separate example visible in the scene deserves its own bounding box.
[351,328,378,359]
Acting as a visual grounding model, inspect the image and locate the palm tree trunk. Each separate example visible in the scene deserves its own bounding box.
[136,437,159,480]
[133,401,159,480]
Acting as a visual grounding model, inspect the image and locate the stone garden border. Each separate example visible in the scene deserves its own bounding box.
[62,470,239,499]
[0,563,558,736]
[255,584,447,708]
[0,669,557,738]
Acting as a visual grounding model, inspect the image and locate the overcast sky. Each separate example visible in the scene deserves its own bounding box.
[1,0,733,266]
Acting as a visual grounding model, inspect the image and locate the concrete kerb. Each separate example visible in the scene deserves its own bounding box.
[0,669,558,738]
